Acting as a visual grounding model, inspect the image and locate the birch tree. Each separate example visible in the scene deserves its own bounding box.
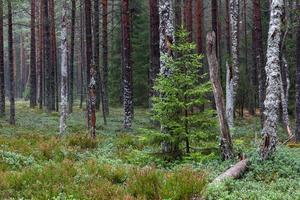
[260,0,284,160]
[60,2,68,135]
[226,0,239,128]
[159,0,174,154]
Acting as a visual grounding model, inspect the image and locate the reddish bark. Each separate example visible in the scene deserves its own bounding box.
[184,0,192,41]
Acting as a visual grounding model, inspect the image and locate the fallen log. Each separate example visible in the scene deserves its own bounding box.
[212,159,249,184]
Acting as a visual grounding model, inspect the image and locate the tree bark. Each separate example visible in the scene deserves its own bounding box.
[122,0,133,129]
[260,0,284,160]
[295,3,300,143]
[0,0,5,116]
[149,0,160,108]
[30,0,37,108]
[253,0,266,128]
[102,0,109,115]
[88,68,96,138]
[212,0,218,57]
[8,0,15,125]
[213,159,248,183]
[184,0,192,42]
[207,32,233,160]
[174,0,181,32]
[226,0,240,128]
[60,2,68,135]
[38,0,44,109]
[85,0,92,95]
[69,0,76,113]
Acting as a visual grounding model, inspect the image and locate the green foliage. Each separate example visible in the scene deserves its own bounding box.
[151,29,214,156]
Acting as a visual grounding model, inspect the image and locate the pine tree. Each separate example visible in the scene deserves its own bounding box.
[0,0,5,116]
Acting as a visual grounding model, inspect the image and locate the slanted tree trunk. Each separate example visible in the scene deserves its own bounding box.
[122,0,133,129]
[60,2,68,135]
[102,0,109,115]
[0,0,5,116]
[226,0,240,128]
[149,0,160,108]
[69,0,76,113]
[30,0,37,108]
[8,0,15,125]
[260,0,284,160]
[206,32,233,160]
[295,2,300,143]
[253,0,266,128]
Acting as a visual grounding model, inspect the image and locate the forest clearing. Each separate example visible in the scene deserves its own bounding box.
[0,0,300,199]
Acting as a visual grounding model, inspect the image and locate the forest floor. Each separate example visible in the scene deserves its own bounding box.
[0,101,300,200]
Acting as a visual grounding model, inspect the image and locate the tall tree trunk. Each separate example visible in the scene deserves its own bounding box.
[295,2,300,143]
[80,1,85,109]
[60,2,68,135]
[149,0,160,108]
[0,0,5,116]
[122,0,133,129]
[253,0,266,128]
[38,0,44,109]
[159,0,176,155]
[184,0,192,42]
[69,0,76,113]
[49,0,57,111]
[85,0,93,127]
[226,0,239,128]
[174,0,181,32]
[225,0,231,54]
[260,0,284,160]
[7,0,15,125]
[195,0,203,59]
[206,32,233,160]
[30,0,37,108]
[102,0,109,115]
[44,0,54,111]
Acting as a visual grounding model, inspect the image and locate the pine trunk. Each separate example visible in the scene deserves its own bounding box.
[122,0,133,129]
[102,0,109,115]
[184,0,192,42]
[295,3,300,143]
[149,0,160,108]
[260,0,284,160]
[0,0,5,116]
[69,0,76,113]
[253,0,266,128]
[8,0,15,125]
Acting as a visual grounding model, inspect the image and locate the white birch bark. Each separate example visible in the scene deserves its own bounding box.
[226,0,239,128]
[260,0,284,160]
[59,3,68,135]
[159,0,175,154]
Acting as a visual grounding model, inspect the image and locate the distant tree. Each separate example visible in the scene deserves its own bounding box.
[38,0,44,109]
[102,0,110,115]
[69,0,76,113]
[60,1,68,135]
[184,0,192,42]
[253,0,266,128]
[260,0,284,160]
[30,0,37,108]
[7,0,15,125]
[122,0,133,129]
[295,3,300,143]
[0,0,5,116]
[149,0,160,108]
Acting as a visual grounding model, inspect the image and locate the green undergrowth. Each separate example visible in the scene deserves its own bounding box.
[0,101,299,199]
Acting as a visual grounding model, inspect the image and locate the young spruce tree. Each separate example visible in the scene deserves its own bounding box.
[152,29,212,158]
